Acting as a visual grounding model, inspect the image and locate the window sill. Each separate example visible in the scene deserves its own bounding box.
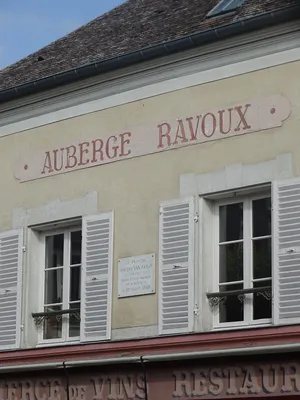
[36,339,80,348]
[211,322,272,333]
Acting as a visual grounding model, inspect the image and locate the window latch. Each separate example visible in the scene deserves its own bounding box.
[194,213,199,223]
[286,248,296,254]
[193,304,199,315]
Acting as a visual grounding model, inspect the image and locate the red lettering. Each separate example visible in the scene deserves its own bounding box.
[41,152,54,175]
[186,116,201,141]
[119,132,132,157]
[157,123,171,149]
[218,108,233,135]
[53,149,64,171]
[235,104,251,131]
[106,136,119,159]
[173,120,188,145]
[78,142,90,166]
[91,139,104,163]
[201,113,216,138]
[65,145,77,169]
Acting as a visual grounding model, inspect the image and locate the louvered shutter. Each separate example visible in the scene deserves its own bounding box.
[81,212,113,342]
[273,179,300,325]
[0,229,23,349]
[159,197,195,335]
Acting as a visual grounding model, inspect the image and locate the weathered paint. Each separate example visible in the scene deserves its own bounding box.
[0,60,299,336]
[0,324,299,365]
[14,94,291,182]
[1,360,300,399]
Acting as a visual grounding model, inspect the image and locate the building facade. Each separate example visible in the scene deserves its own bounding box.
[0,0,300,399]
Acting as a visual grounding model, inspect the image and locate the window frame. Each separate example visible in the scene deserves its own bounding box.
[212,191,272,329]
[207,0,245,18]
[38,225,82,345]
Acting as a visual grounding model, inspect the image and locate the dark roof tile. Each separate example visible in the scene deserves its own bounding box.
[0,0,298,91]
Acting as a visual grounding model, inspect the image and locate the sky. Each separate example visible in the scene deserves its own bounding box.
[0,0,125,69]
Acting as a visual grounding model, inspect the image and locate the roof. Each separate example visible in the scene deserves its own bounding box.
[0,0,299,94]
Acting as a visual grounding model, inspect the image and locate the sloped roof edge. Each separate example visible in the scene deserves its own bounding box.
[1,3,299,105]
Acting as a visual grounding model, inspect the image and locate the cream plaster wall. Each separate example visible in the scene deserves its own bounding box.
[1,60,300,332]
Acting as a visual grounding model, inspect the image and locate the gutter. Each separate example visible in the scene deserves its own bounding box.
[0,4,299,104]
[1,342,300,372]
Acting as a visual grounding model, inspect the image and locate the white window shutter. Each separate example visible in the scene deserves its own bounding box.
[81,212,113,342]
[159,197,195,335]
[0,229,23,349]
[273,179,300,325]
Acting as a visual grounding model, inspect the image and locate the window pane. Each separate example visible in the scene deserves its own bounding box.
[70,231,82,265]
[219,203,243,242]
[219,243,243,283]
[208,0,245,16]
[224,0,245,11]
[253,238,271,279]
[253,198,271,237]
[253,280,272,320]
[219,283,244,323]
[43,305,62,340]
[45,234,64,268]
[70,266,81,301]
[69,302,80,337]
[44,269,63,304]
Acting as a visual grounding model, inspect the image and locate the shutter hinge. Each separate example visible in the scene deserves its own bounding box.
[193,304,199,315]
[22,246,26,252]
[194,213,199,223]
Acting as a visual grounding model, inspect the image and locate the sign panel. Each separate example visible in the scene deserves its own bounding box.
[14,94,292,182]
[1,361,300,399]
[118,253,155,298]
[150,362,300,399]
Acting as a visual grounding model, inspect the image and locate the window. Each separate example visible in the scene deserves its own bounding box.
[214,194,272,326]
[43,228,82,341]
[207,0,245,18]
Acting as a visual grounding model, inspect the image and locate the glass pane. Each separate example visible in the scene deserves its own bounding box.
[225,0,245,12]
[219,283,244,323]
[43,305,62,340]
[70,231,82,265]
[253,238,271,279]
[253,197,271,238]
[219,203,243,242]
[219,243,243,283]
[45,234,64,268]
[44,269,63,304]
[70,266,81,301]
[253,280,272,320]
[69,302,80,337]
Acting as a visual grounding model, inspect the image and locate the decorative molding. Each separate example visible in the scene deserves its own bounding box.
[0,26,300,137]
[12,191,98,228]
[32,309,81,329]
[180,153,293,197]
[0,325,299,364]
[207,287,272,314]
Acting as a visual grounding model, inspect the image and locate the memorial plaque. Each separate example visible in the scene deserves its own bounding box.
[118,253,155,298]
